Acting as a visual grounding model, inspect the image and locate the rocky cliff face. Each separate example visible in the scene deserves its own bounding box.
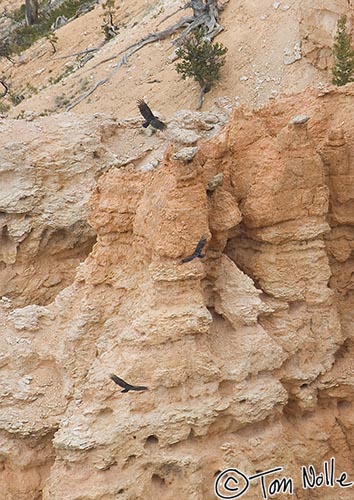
[0,113,118,307]
[1,86,354,500]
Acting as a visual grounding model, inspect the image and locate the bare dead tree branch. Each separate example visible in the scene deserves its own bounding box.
[156,5,184,27]
[116,16,194,56]
[0,80,9,97]
[54,47,102,60]
[84,15,194,74]
[66,77,109,111]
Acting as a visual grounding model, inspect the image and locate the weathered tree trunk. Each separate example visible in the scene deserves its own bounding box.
[0,80,9,98]
[189,0,206,18]
[196,81,211,110]
[189,0,219,26]
[174,0,222,44]
[25,0,39,26]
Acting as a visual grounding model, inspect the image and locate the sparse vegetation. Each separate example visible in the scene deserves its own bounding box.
[46,32,58,53]
[2,0,94,57]
[9,92,25,106]
[0,101,10,114]
[26,82,38,95]
[55,93,71,109]
[48,64,75,85]
[0,79,25,112]
[12,4,27,23]
[79,77,90,91]
[101,0,119,41]
[0,39,15,63]
[175,26,228,108]
[332,15,354,86]
[61,0,226,111]
[38,107,55,116]
[0,102,10,114]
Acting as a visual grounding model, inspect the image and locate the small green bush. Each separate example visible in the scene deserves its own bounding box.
[175,26,228,94]
[332,15,354,86]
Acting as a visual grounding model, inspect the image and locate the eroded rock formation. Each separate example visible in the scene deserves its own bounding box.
[1,86,354,499]
[299,0,350,70]
[0,113,118,307]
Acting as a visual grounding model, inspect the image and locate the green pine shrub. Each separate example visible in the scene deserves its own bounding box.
[332,15,354,86]
[175,26,227,102]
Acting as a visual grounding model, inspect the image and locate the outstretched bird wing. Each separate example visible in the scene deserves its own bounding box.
[137,99,155,123]
[194,236,207,255]
[110,373,148,392]
[181,254,195,263]
[110,374,131,390]
[137,99,166,130]
[181,236,207,263]
[131,384,149,391]
[151,116,167,131]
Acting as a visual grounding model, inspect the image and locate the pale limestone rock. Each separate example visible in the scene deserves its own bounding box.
[299,0,344,69]
[243,217,330,244]
[132,305,213,344]
[149,261,205,282]
[207,172,224,192]
[229,376,288,425]
[0,114,118,307]
[171,109,221,130]
[167,127,202,145]
[229,239,333,302]
[289,114,310,125]
[283,42,302,65]
[212,255,268,328]
[208,189,241,231]
[3,86,354,500]
[171,146,199,162]
[8,305,53,330]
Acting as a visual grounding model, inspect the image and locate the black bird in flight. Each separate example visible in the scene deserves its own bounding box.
[181,236,207,264]
[137,99,167,131]
[109,374,148,393]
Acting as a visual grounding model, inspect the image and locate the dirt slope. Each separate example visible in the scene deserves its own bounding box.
[0,0,351,120]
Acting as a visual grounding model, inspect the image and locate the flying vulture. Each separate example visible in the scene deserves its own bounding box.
[109,374,148,393]
[137,99,166,130]
[181,236,207,264]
